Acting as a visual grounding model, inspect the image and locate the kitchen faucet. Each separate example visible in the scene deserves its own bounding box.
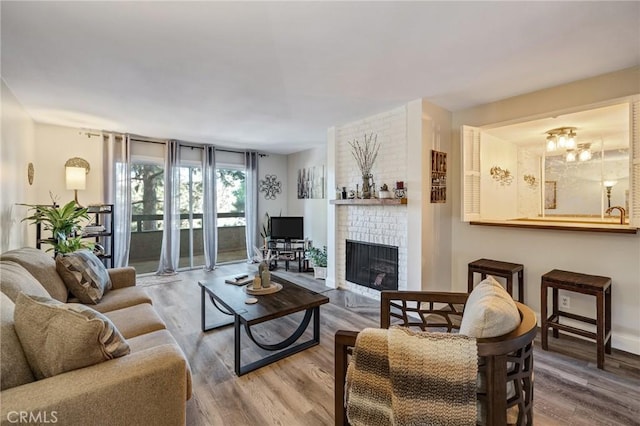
[605,206,626,224]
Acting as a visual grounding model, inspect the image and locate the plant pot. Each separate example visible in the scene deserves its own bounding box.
[313,266,327,280]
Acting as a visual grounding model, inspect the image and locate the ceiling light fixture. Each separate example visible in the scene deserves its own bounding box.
[545,127,577,152]
[577,143,592,161]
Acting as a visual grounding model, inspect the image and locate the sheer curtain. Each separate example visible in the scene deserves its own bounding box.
[157,140,181,275]
[103,133,131,267]
[244,151,259,259]
[202,146,218,270]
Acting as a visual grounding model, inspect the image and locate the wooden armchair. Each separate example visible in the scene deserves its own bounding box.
[335,291,537,426]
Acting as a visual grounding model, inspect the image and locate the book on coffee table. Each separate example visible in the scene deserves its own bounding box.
[225,276,254,286]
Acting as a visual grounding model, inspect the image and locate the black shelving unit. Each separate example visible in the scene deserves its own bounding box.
[85,204,114,268]
[35,203,115,268]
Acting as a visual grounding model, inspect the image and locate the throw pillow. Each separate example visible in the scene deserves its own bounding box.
[0,260,50,302]
[13,293,130,380]
[0,247,69,302]
[0,293,36,390]
[56,250,112,304]
[459,276,521,338]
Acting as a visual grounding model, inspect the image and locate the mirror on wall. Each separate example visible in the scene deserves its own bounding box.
[482,102,630,224]
[544,147,629,218]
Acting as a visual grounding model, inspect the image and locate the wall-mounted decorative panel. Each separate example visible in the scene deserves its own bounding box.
[430,150,447,203]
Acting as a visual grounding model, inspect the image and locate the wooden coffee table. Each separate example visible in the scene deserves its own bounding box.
[199,273,329,376]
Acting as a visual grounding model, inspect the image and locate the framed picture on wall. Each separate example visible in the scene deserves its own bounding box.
[545,181,557,209]
[297,165,325,199]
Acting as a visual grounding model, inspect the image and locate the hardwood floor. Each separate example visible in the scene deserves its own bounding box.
[139,264,640,426]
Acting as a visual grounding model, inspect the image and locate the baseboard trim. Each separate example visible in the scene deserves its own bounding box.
[534,310,640,355]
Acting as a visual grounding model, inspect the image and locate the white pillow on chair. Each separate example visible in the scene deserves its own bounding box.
[460,276,521,338]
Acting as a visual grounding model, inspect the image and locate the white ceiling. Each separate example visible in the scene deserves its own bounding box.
[2,1,639,154]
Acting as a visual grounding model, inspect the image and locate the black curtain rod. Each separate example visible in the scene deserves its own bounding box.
[110,133,268,156]
[129,138,266,155]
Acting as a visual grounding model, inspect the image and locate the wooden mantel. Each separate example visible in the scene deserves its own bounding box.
[330,198,407,205]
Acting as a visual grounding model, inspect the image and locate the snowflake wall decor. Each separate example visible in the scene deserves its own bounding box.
[259,174,282,200]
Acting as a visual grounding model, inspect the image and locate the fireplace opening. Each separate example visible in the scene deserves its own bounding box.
[346,240,398,291]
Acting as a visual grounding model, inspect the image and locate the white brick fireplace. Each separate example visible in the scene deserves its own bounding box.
[331,106,409,296]
[326,99,453,296]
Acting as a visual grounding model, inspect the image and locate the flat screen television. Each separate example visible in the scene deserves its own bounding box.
[270,216,304,241]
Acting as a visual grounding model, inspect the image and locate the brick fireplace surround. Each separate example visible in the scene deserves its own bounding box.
[332,106,409,297]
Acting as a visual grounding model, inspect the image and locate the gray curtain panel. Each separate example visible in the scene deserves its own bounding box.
[103,133,132,268]
[244,151,259,260]
[157,140,181,275]
[202,146,218,270]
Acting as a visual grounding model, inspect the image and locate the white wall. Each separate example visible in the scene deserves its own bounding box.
[287,147,327,247]
[415,99,453,292]
[480,133,518,220]
[257,154,288,244]
[517,148,542,218]
[452,67,640,354]
[1,80,35,251]
[33,123,104,206]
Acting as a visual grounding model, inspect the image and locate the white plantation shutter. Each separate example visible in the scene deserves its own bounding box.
[630,100,640,228]
[462,125,481,221]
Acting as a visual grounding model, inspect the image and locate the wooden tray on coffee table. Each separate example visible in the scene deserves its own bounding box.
[244,283,283,295]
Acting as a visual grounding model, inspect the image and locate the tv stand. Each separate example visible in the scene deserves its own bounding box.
[265,239,311,272]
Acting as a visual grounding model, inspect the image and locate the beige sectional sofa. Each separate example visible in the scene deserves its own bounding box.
[0,248,192,426]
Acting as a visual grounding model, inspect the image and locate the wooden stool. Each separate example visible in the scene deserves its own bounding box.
[468,258,524,302]
[541,269,612,369]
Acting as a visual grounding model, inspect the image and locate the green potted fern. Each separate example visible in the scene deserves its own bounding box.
[22,196,92,255]
[306,246,327,279]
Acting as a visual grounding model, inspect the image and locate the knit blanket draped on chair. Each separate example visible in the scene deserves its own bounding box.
[345,327,478,426]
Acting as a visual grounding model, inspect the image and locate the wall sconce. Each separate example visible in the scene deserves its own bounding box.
[490,166,513,186]
[65,157,90,206]
[523,174,538,188]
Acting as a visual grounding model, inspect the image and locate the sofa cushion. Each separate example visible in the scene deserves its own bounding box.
[13,293,130,380]
[0,247,69,302]
[56,250,112,304]
[459,276,521,338]
[107,266,137,290]
[0,293,36,390]
[127,329,193,400]
[71,286,153,313]
[103,303,166,339]
[128,329,178,353]
[0,261,50,302]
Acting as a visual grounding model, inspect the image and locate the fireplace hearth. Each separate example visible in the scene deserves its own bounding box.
[345,240,398,291]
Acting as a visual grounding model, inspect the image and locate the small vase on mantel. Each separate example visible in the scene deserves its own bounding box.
[362,174,372,199]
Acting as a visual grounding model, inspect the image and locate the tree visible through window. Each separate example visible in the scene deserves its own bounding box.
[217,168,246,226]
[131,163,164,231]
